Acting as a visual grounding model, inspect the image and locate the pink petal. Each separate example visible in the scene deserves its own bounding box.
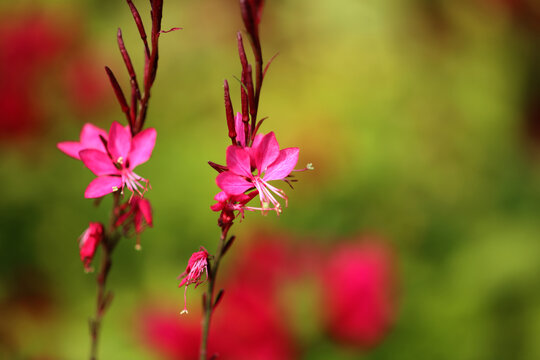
[84,176,123,198]
[80,149,119,176]
[216,171,253,196]
[138,198,153,226]
[263,147,299,181]
[108,121,132,163]
[247,133,264,166]
[80,123,108,153]
[234,112,245,147]
[210,202,224,211]
[253,132,280,173]
[57,141,84,159]
[226,146,252,177]
[129,128,157,168]
[214,191,229,202]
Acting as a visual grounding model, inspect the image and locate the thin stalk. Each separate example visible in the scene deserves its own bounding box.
[89,192,121,360]
[199,225,231,360]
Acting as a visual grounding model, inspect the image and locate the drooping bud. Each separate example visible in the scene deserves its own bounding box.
[224,80,236,144]
[178,247,210,314]
[79,222,105,272]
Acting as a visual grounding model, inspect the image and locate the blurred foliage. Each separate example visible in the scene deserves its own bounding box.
[1,0,539,359]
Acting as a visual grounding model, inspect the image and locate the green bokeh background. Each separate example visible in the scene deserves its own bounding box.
[1,0,539,359]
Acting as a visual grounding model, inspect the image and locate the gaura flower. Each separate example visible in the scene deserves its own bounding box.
[216,132,299,214]
[57,123,108,160]
[177,248,209,314]
[68,121,156,199]
[115,196,153,250]
[79,222,104,272]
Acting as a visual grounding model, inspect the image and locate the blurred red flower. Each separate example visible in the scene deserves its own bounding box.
[140,281,296,360]
[0,12,72,138]
[321,238,398,349]
[0,10,111,141]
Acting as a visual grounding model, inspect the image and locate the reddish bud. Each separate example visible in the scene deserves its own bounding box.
[224,80,236,144]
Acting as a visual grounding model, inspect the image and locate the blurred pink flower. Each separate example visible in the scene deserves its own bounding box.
[216,132,299,214]
[177,248,209,314]
[62,55,111,117]
[0,11,73,138]
[59,121,156,198]
[321,239,398,349]
[79,222,104,272]
[140,283,295,360]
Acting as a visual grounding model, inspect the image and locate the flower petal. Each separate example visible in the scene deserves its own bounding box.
[108,121,132,163]
[253,132,280,173]
[57,141,84,159]
[263,147,299,181]
[138,198,153,226]
[129,128,157,168]
[226,146,252,177]
[80,149,119,176]
[80,123,108,153]
[234,112,245,147]
[84,176,123,198]
[214,191,229,202]
[216,171,253,195]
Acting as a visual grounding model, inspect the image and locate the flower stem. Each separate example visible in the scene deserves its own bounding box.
[89,192,121,360]
[199,225,231,360]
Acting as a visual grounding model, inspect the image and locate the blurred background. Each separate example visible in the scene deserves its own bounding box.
[1,0,540,359]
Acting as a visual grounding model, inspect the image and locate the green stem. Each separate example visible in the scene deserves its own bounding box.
[89,193,121,360]
[199,225,230,360]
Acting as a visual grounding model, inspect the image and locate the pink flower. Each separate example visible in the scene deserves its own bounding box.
[57,123,108,160]
[79,222,104,272]
[177,248,209,314]
[216,132,299,214]
[321,240,398,349]
[59,121,156,198]
[210,190,258,226]
[115,196,153,249]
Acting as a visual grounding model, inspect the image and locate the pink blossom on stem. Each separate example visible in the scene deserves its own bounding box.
[79,222,104,273]
[73,121,156,198]
[216,131,299,214]
[177,248,209,314]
